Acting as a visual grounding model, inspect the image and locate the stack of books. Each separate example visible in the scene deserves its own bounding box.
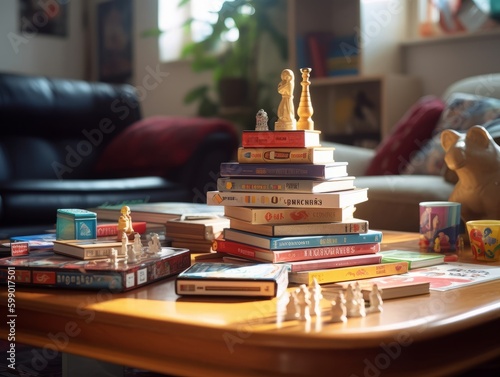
[207,129,407,285]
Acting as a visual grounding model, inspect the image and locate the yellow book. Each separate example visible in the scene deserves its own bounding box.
[288,261,409,285]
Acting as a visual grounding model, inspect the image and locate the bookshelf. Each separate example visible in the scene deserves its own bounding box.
[287,0,422,147]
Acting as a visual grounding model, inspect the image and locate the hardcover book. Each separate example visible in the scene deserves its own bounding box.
[289,261,409,285]
[175,262,289,298]
[219,162,348,179]
[241,130,321,148]
[379,250,445,269]
[207,188,368,208]
[325,275,431,300]
[212,239,380,263]
[282,253,382,273]
[237,147,335,164]
[222,228,383,251]
[52,239,124,260]
[165,216,230,241]
[9,233,57,250]
[0,248,191,292]
[223,205,356,224]
[89,202,224,223]
[212,238,381,263]
[228,217,368,237]
[217,177,356,194]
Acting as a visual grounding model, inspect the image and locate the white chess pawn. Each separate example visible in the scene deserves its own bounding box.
[296,284,311,322]
[368,284,383,313]
[330,291,347,323]
[110,248,118,267]
[309,278,323,317]
[133,233,142,256]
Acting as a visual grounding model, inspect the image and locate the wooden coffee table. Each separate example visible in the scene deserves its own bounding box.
[1,231,500,376]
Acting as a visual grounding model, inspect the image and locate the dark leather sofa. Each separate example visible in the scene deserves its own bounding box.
[0,72,239,238]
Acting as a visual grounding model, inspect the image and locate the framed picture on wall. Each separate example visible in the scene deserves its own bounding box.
[97,0,133,83]
[19,0,68,37]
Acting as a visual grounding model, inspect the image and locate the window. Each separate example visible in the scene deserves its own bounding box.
[158,0,238,62]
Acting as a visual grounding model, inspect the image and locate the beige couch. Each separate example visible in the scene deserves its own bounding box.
[324,74,500,232]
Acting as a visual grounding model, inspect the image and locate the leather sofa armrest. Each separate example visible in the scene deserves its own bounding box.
[322,142,375,177]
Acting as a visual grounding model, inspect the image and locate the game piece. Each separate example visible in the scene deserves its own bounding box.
[330,291,347,323]
[295,284,311,322]
[148,232,161,254]
[296,68,314,131]
[255,109,269,131]
[284,290,299,321]
[367,284,383,313]
[117,205,135,241]
[275,69,296,130]
[110,248,118,267]
[309,278,323,317]
[133,233,143,255]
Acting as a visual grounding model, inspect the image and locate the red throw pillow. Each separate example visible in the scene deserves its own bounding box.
[94,116,238,176]
[365,96,445,175]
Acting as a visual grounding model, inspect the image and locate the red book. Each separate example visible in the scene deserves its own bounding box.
[241,130,321,148]
[212,238,380,263]
[283,253,382,272]
[96,222,147,238]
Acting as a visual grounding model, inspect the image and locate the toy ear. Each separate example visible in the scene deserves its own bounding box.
[441,129,461,152]
[466,125,491,149]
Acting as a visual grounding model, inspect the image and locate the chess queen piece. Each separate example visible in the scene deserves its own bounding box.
[255,109,269,131]
[275,69,297,130]
[297,67,314,130]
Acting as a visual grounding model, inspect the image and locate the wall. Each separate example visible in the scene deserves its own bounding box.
[401,33,500,96]
[0,0,86,79]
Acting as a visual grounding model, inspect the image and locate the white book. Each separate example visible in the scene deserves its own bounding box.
[207,188,368,208]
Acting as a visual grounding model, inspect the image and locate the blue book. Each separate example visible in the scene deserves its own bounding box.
[10,233,57,250]
[219,162,348,179]
[223,228,383,251]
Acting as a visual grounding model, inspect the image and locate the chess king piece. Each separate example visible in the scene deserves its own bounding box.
[297,67,314,131]
[117,205,135,241]
[255,109,269,131]
[275,69,297,130]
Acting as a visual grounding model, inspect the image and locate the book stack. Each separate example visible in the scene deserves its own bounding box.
[207,129,405,285]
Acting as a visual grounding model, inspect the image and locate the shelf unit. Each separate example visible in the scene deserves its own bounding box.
[287,0,422,146]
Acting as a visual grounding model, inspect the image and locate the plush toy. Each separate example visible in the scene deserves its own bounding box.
[441,125,500,223]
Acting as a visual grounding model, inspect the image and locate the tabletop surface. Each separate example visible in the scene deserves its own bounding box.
[1,231,500,377]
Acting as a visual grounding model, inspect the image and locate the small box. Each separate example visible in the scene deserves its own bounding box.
[56,209,97,240]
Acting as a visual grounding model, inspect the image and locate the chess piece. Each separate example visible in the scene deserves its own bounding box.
[309,278,323,317]
[295,284,311,322]
[117,205,135,241]
[255,109,269,131]
[275,69,297,130]
[330,291,347,323]
[127,244,137,263]
[284,290,299,321]
[368,284,383,313]
[133,233,143,256]
[296,67,314,130]
[110,248,118,267]
[148,232,161,254]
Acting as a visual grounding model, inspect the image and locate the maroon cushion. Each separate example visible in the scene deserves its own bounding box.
[94,116,238,176]
[365,96,445,175]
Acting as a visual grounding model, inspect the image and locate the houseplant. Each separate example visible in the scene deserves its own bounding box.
[178,0,288,117]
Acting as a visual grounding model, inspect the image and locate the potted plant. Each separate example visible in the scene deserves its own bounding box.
[179,0,288,117]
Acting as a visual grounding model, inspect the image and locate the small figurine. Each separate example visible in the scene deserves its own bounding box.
[255,109,269,131]
[110,248,118,267]
[367,284,383,313]
[295,284,311,322]
[309,278,323,317]
[133,233,143,255]
[147,232,161,254]
[284,290,299,321]
[275,69,297,130]
[117,205,135,241]
[127,244,137,263]
[330,291,347,323]
[296,67,314,131]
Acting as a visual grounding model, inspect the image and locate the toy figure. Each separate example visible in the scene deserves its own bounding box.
[441,125,500,223]
[275,69,296,130]
[309,278,323,317]
[295,284,311,321]
[255,109,269,131]
[117,205,135,241]
[330,291,347,323]
[368,284,383,313]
